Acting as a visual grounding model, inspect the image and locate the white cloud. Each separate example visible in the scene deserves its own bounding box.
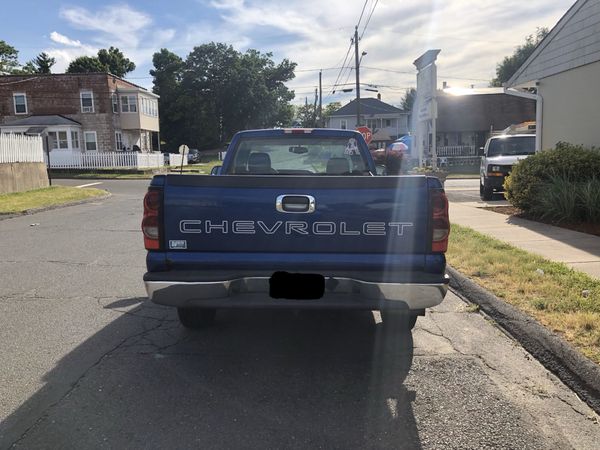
[50,31,83,48]
[196,0,573,105]
[44,4,175,76]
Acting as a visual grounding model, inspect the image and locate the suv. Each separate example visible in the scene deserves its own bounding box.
[480,134,536,200]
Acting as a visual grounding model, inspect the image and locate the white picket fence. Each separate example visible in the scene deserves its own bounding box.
[437,145,477,156]
[0,134,44,163]
[45,150,165,169]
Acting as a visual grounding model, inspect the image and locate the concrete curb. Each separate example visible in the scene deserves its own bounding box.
[0,193,111,221]
[447,265,600,414]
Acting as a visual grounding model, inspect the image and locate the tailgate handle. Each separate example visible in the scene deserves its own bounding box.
[276,195,315,213]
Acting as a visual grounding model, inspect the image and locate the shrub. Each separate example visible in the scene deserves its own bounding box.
[505,143,600,222]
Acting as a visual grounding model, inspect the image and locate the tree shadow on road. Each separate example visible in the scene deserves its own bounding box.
[1,303,421,449]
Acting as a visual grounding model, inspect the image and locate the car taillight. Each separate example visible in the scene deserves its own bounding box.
[142,189,162,250]
[431,190,450,253]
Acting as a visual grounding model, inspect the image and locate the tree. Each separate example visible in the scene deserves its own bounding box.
[151,43,297,150]
[401,88,416,111]
[150,49,186,151]
[0,40,19,74]
[322,101,341,126]
[97,47,135,77]
[491,28,549,87]
[296,103,318,128]
[67,55,106,74]
[67,47,135,77]
[32,52,56,74]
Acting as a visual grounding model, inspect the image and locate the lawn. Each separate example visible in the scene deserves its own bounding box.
[0,186,108,214]
[447,223,600,364]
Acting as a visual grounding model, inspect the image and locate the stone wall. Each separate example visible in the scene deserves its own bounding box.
[0,163,49,194]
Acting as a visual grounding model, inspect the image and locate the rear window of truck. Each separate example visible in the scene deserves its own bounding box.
[226,136,371,175]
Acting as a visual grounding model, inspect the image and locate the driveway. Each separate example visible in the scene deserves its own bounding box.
[0,179,598,449]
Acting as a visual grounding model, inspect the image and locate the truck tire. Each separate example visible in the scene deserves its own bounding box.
[480,182,493,201]
[177,308,216,329]
[380,310,418,330]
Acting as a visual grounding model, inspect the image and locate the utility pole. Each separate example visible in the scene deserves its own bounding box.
[354,26,361,127]
[318,70,323,127]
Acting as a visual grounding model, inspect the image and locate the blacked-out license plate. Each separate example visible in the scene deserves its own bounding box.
[269,272,325,300]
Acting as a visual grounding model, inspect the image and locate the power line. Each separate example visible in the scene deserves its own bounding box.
[360,0,379,40]
[357,0,370,29]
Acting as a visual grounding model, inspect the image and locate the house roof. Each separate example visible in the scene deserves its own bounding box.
[330,98,405,116]
[2,115,81,127]
[507,0,600,87]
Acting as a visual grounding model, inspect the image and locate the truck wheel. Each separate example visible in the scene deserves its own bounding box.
[380,310,418,330]
[480,182,493,201]
[177,308,216,329]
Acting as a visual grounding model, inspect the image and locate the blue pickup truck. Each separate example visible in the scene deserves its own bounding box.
[142,128,449,330]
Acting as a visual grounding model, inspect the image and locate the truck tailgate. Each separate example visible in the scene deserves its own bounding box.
[161,174,432,255]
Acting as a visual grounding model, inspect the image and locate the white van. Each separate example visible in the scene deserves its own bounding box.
[480,134,536,200]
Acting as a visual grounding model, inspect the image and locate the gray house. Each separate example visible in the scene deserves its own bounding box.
[327,97,409,147]
[507,0,600,150]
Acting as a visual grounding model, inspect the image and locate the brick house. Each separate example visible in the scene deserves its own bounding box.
[0,73,159,153]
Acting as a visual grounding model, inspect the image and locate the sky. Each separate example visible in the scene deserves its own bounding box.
[2,0,574,106]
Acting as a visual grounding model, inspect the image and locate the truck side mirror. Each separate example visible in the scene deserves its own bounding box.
[210,165,222,175]
[478,147,485,156]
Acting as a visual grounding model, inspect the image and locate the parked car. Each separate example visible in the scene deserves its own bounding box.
[479,134,536,200]
[187,148,201,164]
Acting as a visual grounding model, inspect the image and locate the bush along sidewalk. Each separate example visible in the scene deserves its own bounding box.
[505,142,600,224]
[447,224,600,364]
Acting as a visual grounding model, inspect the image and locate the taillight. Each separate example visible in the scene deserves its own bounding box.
[142,189,162,250]
[431,190,450,253]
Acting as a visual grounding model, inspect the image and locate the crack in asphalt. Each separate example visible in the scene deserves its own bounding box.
[8,317,167,448]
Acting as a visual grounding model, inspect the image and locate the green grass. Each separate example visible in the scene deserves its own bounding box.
[174,159,222,175]
[447,223,600,364]
[0,186,108,214]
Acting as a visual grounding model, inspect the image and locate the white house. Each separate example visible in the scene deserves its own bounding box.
[507,0,600,150]
[327,97,410,148]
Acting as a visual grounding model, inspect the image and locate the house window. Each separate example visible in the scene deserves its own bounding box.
[13,93,27,115]
[121,95,137,113]
[384,119,392,127]
[71,131,80,149]
[46,131,67,149]
[340,119,347,130]
[80,91,94,113]
[84,131,97,151]
[115,131,123,150]
[366,119,378,130]
[111,93,119,113]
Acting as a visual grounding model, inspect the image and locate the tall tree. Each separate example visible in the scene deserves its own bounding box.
[150,49,186,151]
[97,47,135,77]
[0,40,19,74]
[67,47,135,77]
[67,55,107,74]
[401,88,416,111]
[491,28,549,87]
[32,52,56,74]
[152,43,296,150]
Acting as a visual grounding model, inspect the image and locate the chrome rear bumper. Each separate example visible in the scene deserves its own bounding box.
[145,275,449,310]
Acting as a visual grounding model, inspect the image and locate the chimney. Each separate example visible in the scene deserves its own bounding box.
[377,93,381,100]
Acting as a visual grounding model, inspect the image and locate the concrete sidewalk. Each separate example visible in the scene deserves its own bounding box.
[449,202,600,279]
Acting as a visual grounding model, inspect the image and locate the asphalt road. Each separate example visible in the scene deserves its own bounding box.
[1,179,599,449]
